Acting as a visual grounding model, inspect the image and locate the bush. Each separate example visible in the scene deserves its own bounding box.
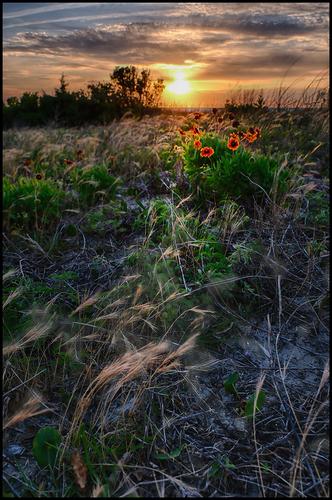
[3,176,65,231]
[182,133,289,203]
[72,165,120,206]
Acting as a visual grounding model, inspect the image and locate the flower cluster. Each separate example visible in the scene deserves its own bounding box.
[178,118,261,159]
[226,127,261,151]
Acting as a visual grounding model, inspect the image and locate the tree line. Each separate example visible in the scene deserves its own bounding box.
[3,66,165,128]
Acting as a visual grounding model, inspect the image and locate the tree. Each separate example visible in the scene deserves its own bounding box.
[110,66,165,111]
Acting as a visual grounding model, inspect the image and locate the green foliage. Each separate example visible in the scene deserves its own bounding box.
[84,208,113,233]
[84,204,127,234]
[3,176,65,231]
[32,427,62,468]
[154,446,183,460]
[72,165,119,205]
[182,134,289,203]
[224,372,239,395]
[207,456,236,479]
[305,191,329,227]
[245,390,266,418]
[196,233,231,281]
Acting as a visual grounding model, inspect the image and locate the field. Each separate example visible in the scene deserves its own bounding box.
[3,107,330,497]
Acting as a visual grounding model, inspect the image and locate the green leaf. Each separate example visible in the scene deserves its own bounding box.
[207,461,221,478]
[245,390,266,418]
[223,457,236,470]
[32,427,62,468]
[154,446,182,460]
[223,372,239,395]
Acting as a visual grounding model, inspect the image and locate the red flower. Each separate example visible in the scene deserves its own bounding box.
[194,140,202,150]
[191,126,201,136]
[246,131,258,143]
[200,147,214,158]
[227,135,240,151]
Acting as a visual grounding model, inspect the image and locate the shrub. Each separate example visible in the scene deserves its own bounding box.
[72,165,120,205]
[182,133,289,203]
[146,198,231,284]
[3,176,65,231]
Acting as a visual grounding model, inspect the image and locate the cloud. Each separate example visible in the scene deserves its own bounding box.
[4,23,208,65]
[197,49,329,81]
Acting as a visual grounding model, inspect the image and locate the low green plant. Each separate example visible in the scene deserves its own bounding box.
[3,276,53,340]
[72,165,119,205]
[245,390,266,418]
[3,176,65,231]
[224,372,239,395]
[182,133,289,203]
[32,427,62,468]
[154,445,183,461]
[305,191,329,227]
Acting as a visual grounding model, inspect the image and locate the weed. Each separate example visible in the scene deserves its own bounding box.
[71,165,119,206]
[3,176,65,232]
[305,191,329,227]
[182,133,289,203]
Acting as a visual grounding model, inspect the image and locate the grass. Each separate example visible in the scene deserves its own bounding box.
[2,104,329,497]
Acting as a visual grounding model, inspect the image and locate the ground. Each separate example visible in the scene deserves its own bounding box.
[3,108,329,497]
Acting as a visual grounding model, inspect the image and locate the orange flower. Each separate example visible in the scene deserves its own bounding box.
[179,128,186,136]
[246,132,258,143]
[227,136,240,151]
[194,140,202,150]
[200,147,214,158]
[191,126,201,136]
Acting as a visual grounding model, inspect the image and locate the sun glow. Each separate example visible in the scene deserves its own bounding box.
[167,71,191,95]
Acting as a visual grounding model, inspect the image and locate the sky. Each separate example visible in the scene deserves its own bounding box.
[3,2,330,106]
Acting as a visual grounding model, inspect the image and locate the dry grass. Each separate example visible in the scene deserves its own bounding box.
[2,101,329,497]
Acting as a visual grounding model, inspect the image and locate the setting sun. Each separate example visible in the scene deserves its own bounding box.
[167,71,191,95]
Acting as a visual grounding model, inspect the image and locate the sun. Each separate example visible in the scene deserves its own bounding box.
[167,71,191,95]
